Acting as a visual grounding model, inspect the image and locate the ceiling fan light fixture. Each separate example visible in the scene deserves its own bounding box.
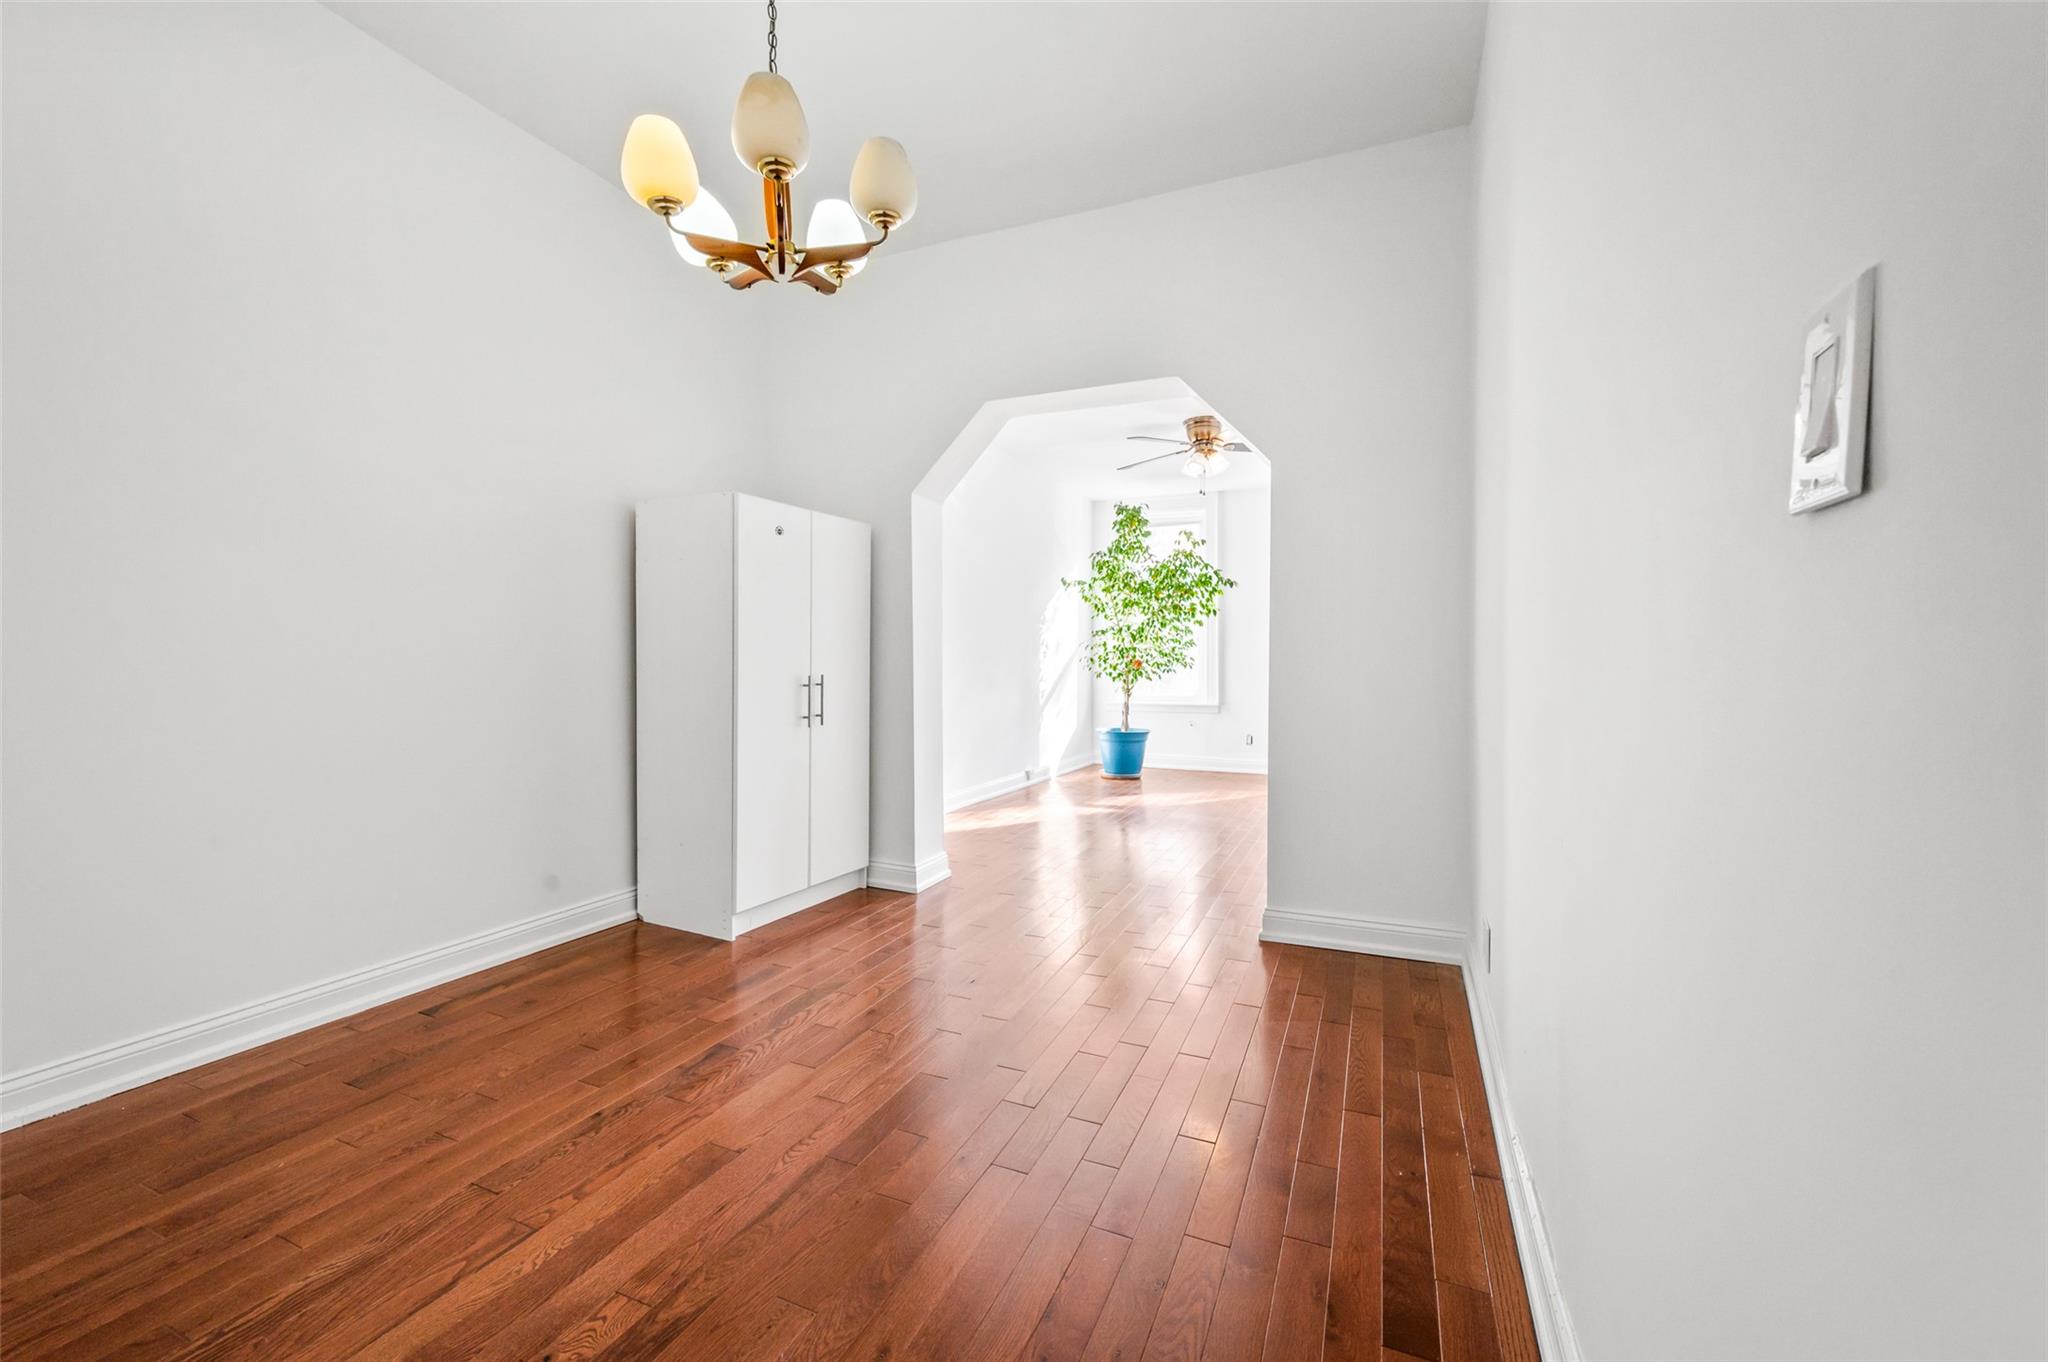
[1124,414,1244,477]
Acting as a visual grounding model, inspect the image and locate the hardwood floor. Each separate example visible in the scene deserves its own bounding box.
[0,769,1537,1361]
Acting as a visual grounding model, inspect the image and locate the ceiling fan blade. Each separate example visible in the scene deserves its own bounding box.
[1117,449,1188,471]
[1222,442,1251,452]
[1125,435,1187,444]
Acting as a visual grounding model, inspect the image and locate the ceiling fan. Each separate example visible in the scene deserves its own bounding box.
[1120,415,1250,483]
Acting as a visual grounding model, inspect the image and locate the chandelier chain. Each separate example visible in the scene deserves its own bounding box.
[766,0,778,74]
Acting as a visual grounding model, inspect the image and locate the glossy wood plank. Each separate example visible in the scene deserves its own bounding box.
[960,1158,1118,1359]
[1261,1234,1334,1361]
[0,769,1532,1362]
[1437,1280,1504,1362]
[1473,1176,1542,1362]
[1299,1018,1351,1167]
[1080,1134,1213,1361]
[1345,1005,1385,1117]
[1325,1112,1385,1362]
[1026,1224,1133,1361]
[1383,1031,1440,1360]
[1201,1038,1316,1358]
[1185,1098,1267,1248]
[1284,1158,1339,1247]
[1419,1072,1490,1293]
[1141,1235,1229,1362]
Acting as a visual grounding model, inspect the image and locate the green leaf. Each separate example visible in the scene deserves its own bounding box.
[1066,502,1236,725]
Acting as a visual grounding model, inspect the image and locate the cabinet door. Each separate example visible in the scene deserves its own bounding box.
[733,497,813,911]
[808,512,871,881]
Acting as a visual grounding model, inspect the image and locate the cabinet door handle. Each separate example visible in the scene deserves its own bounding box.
[816,674,825,725]
[800,677,812,726]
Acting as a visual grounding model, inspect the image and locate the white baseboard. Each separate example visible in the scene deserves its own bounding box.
[1258,906,1466,964]
[946,768,1037,812]
[946,752,1097,812]
[1136,753,1268,775]
[0,887,637,1132]
[867,853,952,894]
[1461,948,1584,1361]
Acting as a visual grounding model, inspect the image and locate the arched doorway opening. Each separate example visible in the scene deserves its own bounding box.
[895,377,1271,894]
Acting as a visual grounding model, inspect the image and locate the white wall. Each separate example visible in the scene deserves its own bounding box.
[1471,5,2047,1357]
[760,130,1475,932]
[941,449,1093,808]
[1090,490,1270,774]
[0,4,767,1088]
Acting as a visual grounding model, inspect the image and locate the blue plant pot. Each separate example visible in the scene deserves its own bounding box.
[1099,727,1150,779]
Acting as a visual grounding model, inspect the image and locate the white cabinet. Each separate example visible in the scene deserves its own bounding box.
[635,493,871,940]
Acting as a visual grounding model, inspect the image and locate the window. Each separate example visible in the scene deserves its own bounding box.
[1129,496,1220,711]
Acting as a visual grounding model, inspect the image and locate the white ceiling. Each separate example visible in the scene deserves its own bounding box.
[326,1,1487,249]
[988,394,1271,501]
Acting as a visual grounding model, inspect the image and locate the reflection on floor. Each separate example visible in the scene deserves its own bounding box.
[0,766,1536,1361]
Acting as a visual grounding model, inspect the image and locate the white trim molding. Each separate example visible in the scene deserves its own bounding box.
[944,752,1096,813]
[1259,906,1466,964]
[867,853,952,894]
[1139,753,1268,776]
[1460,949,1585,1361]
[947,770,1033,812]
[0,887,637,1132]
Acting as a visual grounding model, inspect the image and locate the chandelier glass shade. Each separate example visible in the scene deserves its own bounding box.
[667,190,738,268]
[621,115,698,209]
[619,2,913,294]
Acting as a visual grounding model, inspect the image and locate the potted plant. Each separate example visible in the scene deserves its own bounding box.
[1065,502,1234,779]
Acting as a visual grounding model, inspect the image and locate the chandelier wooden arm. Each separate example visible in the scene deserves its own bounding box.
[795,239,878,267]
[668,226,767,270]
[664,219,887,290]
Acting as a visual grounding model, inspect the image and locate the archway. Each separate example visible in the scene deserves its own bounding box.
[891,376,1271,892]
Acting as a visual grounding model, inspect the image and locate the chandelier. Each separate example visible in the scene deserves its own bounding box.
[618,1,916,294]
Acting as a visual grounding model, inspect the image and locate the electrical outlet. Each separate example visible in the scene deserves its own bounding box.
[1244,733,1255,746]
[1485,924,1494,972]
